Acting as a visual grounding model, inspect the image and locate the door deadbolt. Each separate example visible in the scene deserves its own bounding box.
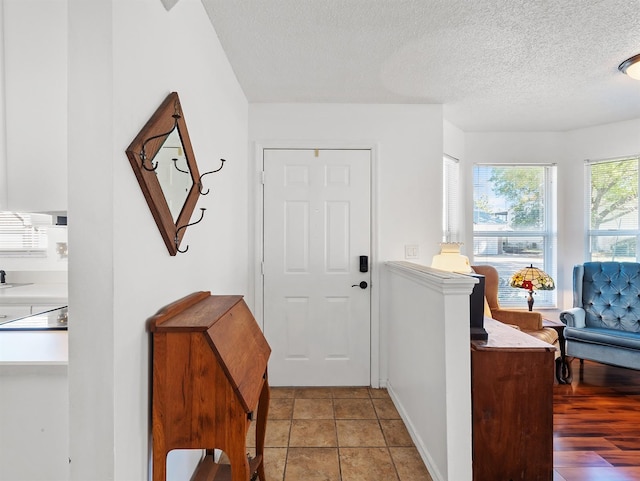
[352,281,368,289]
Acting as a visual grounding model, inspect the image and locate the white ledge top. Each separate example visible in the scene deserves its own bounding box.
[386,261,478,294]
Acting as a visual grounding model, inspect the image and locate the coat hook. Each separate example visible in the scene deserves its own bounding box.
[140,149,159,172]
[172,158,189,174]
[140,109,181,172]
[198,159,226,195]
[175,208,206,253]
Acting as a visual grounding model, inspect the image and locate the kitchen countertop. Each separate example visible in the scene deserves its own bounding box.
[0,285,69,366]
[0,282,68,305]
[0,306,68,330]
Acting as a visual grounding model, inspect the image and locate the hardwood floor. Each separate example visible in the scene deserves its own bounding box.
[553,360,640,481]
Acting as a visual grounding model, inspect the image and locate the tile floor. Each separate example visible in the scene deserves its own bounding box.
[245,386,433,481]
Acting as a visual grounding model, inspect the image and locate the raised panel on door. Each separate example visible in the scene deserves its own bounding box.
[284,201,310,273]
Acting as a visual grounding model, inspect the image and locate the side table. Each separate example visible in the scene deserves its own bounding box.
[543,318,573,384]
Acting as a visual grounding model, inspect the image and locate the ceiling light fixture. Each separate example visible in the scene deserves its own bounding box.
[619,53,640,80]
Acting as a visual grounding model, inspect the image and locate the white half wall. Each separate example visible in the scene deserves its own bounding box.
[68,1,248,479]
[384,261,475,481]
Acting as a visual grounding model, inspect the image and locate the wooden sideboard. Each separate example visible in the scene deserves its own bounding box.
[471,317,555,481]
[148,292,271,481]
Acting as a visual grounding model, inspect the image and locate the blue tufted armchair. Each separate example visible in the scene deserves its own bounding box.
[560,262,640,370]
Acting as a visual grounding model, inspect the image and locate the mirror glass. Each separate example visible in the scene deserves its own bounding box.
[154,129,192,222]
[125,92,202,255]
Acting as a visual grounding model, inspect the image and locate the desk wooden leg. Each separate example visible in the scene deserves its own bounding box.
[228,447,250,481]
[152,447,167,481]
[255,378,270,481]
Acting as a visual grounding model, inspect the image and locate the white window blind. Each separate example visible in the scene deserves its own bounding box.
[0,212,48,257]
[443,155,460,242]
[585,156,639,261]
[472,164,557,307]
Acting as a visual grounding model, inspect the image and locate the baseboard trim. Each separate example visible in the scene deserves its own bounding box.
[386,381,445,481]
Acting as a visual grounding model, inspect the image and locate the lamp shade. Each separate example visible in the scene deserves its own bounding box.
[509,264,554,311]
[431,242,472,273]
[509,264,555,291]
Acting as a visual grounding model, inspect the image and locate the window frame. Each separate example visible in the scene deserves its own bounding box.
[0,212,49,258]
[472,163,557,308]
[443,154,460,242]
[584,156,640,262]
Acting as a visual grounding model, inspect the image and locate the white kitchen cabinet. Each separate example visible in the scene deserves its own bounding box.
[0,328,69,481]
[2,0,68,213]
[0,363,69,481]
[0,1,7,211]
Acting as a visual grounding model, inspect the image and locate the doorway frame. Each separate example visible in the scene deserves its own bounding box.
[251,141,381,388]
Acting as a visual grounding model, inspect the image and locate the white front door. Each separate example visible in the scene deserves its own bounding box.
[263,149,371,386]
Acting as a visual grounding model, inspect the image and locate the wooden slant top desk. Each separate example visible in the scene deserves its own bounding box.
[148,292,271,481]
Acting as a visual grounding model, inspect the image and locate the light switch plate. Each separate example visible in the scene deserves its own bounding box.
[404,244,419,259]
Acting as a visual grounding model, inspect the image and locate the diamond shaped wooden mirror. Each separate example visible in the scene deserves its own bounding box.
[126,92,202,255]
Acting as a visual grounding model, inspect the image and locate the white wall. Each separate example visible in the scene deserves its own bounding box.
[67,1,248,479]
[250,103,444,264]
[3,0,67,213]
[464,131,566,302]
[561,118,640,306]
[462,119,640,310]
[249,103,444,384]
[443,119,465,161]
[0,0,68,279]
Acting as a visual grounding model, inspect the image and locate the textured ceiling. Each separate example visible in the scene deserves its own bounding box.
[202,0,640,132]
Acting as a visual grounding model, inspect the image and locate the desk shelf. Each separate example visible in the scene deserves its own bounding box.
[192,455,263,481]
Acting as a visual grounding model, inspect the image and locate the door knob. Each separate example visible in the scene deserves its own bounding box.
[352,281,368,289]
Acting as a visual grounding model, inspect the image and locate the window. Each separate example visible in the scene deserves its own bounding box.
[473,164,557,307]
[0,212,49,257]
[586,156,639,262]
[443,155,460,242]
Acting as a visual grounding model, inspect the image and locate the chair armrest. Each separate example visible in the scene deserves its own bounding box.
[560,307,585,328]
[491,309,542,331]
